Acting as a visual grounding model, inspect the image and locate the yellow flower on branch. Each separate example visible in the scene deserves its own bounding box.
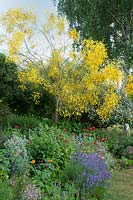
[69,28,79,41]
[125,75,133,96]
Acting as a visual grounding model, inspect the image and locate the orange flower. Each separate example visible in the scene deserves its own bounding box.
[31,159,36,164]
[48,159,54,163]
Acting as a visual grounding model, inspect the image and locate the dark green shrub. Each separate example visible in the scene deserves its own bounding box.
[0,53,19,102]
[10,84,56,118]
[112,136,133,159]
[0,101,11,130]
[6,114,42,135]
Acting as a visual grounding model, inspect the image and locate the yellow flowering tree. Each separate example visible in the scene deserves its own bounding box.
[0,8,123,122]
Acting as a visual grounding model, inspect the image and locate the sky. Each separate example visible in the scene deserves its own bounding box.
[0,0,57,17]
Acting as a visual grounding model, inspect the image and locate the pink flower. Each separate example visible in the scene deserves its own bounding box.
[14,125,20,129]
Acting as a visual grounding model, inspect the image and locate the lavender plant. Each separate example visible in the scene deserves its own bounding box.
[62,152,111,199]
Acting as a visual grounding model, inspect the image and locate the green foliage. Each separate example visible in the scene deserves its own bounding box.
[0,101,11,130]
[118,157,133,168]
[43,181,80,200]
[0,149,9,180]
[55,0,133,70]
[10,85,55,118]
[28,124,76,190]
[94,127,133,159]
[29,124,76,168]
[57,120,86,134]
[112,136,133,159]
[60,160,85,188]
[0,179,14,200]
[6,114,43,135]
[0,53,19,100]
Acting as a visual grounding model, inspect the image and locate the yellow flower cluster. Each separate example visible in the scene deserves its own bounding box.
[97,93,119,119]
[2,8,37,29]
[103,63,122,86]
[69,28,79,41]
[57,18,65,33]
[47,13,65,33]
[47,50,64,80]
[8,32,24,55]
[48,13,56,28]
[82,39,108,69]
[1,8,37,62]
[18,67,42,87]
[125,75,133,96]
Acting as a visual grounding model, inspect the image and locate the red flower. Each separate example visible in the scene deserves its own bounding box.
[93,141,98,146]
[89,126,96,131]
[14,125,20,129]
[83,128,87,131]
[85,133,90,137]
[64,128,67,132]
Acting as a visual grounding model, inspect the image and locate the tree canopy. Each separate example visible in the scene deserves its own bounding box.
[54,0,133,72]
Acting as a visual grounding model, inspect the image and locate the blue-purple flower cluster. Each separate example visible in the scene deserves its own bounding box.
[72,152,111,191]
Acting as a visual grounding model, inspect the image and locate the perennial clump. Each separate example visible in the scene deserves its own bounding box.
[72,152,111,193]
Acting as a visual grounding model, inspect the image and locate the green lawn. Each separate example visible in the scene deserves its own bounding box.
[105,168,133,200]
